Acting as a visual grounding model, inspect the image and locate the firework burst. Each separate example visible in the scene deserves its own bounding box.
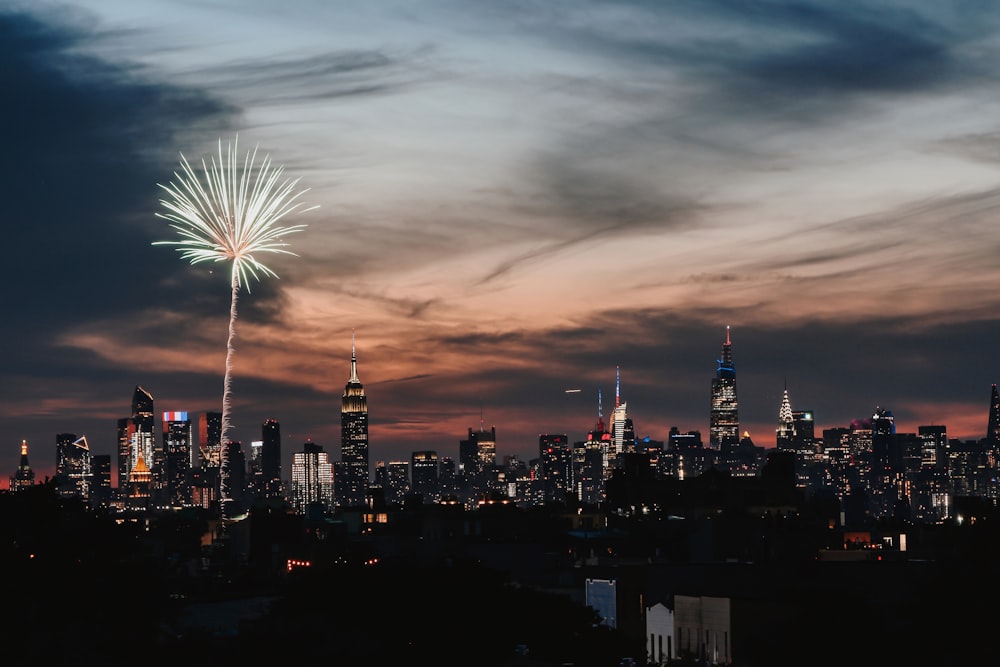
[154,136,316,517]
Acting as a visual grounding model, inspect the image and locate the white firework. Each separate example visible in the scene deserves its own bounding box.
[154,136,316,517]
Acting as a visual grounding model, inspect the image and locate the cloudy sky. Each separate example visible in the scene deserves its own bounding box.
[4,0,1000,485]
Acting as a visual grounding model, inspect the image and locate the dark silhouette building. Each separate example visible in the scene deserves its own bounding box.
[261,418,282,500]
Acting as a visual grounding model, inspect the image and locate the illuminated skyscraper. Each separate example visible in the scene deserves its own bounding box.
[10,440,35,492]
[539,433,571,505]
[338,334,369,508]
[709,327,739,449]
[196,410,223,510]
[460,421,497,498]
[127,451,152,511]
[290,440,334,515]
[162,411,192,507]
[776,387,794,450]
[791,410,815,450]
[249,440,264,497]
[611,367,633,458]
[55,433,92,501]
[199,411,222,469]
[118,386,155,491]
[871,407,898,517]
[575,386,611,504]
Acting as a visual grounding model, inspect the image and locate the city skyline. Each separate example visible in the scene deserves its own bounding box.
[6,334,997,488]
[4,2,1000,481]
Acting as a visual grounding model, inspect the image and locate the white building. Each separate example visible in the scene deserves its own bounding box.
[645,602,675,664]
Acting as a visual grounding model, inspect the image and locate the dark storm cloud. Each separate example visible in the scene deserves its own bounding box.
[0,12,239,383]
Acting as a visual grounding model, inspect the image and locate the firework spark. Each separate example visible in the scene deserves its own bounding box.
[154,136,316,518]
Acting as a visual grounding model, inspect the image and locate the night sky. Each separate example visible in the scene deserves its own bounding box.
[4,1,1000,484]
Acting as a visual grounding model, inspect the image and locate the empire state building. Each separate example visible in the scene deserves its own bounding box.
[710,326,739,449]
[338,333,369,508]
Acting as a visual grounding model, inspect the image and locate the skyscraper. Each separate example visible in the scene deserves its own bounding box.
[225,440,247,516]
[197,410,222,508]
[411,450,440,502]
[374,459,410,505]
[871,407,898,517]
[162,411,192,508]
[460,422,497,498]
[249,440,264,498]
[290,440,334,515]
[261,418,282,500]
[90,454,112,510]
[611,367,634,458]
[199,411,222,470]
[709,326,739,449]
[776,386,794,450]
[55,433,92,501]
[791,410,815,450]
[539,433,571,505]
[987,384,1000,445]
[10,440,35,492]
[118,386,155,492]
[338,334,369,508]
[575,386,611,504]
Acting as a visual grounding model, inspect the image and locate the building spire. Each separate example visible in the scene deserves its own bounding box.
[349,330,360,383]
[778,386,793,423]
[710,326,739,449]
[615,366,621,409]
[595,384,605,432]
[11,439,35,491]
[719,326,734,370]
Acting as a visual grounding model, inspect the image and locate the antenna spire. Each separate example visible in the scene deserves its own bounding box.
[349,330,360,382]
[615,366,621,409]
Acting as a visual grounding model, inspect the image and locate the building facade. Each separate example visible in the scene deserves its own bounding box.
[290,440,334,515]
[55,433,92,501]
[10,440,35,492]
[118,386,155,492]
[709,327,739,449]
[338,335,369,509]
[162,411,192,508]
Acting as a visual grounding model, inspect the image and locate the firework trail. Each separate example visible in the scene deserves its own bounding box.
[154,136,316,518]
